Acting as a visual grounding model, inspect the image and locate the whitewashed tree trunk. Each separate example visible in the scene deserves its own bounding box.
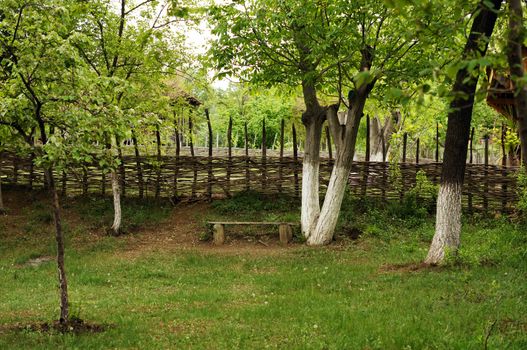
[301,120,322,238]
[425,0,500,264]
[303,47,374,244]
[308,100,365,245]
[425,183,462,264]
[307,163,349,245]
[110,170,122,235]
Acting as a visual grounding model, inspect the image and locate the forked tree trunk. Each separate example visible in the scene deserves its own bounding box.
[308,87,372,245]
[507,0,527,165]
[110,170,122,235]
[425,0,501,264]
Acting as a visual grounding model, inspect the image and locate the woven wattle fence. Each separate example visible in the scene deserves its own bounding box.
[0,151,519,213]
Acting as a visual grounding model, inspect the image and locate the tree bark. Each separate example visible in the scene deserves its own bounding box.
[300,82,325,238]
[110,170,122,235]
[47,168,69,323]
[426,0,501,265]
[308,86,372,245]
[507,0,527,166]
[107,135,122,236]
[36,110,69,323]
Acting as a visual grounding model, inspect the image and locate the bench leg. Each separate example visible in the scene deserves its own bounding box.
[213,224,225,245]
[279,224,292,245]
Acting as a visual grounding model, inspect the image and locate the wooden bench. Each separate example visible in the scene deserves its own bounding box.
[208,221,299,246]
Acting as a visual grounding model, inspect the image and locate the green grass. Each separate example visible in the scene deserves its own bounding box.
[0,191,526,349]
[70,196,172,232]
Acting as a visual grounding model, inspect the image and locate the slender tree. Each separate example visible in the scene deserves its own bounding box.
[425,0,502,264]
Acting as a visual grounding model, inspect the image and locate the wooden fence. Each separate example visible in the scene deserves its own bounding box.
[0,151,519,213]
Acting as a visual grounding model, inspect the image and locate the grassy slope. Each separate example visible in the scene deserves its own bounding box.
[0,189,525,349]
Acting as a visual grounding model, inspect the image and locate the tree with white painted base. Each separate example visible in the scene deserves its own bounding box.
[425,0,502,265]
[211,0,460,244]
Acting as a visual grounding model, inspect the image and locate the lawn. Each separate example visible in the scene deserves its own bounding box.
[0,188,526,349]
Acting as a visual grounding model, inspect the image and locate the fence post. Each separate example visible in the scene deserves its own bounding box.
[227,116,233,197]
[13,157,18,184]
[61,170,67,197]
[402,132,407,163]
[189,114,197,198]
[261,118,267,190]
[29,152,34,190]
[82,167,88,195]
[326,125,332,161]
[435,122,440,163]
[245,121,250,191]
[117,137,126,198]
[173,122,180,199]
[206,109,213,201]
[467,127,475,214]
[155,125,162,200]
[293,123,299,198]
[101,172,106,196]
[501,124,507,212]
[484,134,489,211]
[415,138,420,164]
[469,127,475,164]
[279,119,284,191]
[362,115,370,197]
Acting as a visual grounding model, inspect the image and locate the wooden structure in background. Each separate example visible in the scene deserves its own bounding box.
[0,115,519,214]
[486,47,527,119]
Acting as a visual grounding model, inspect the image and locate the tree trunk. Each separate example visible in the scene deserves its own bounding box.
[425,0,501,265]
[507,0,527,166]
[110,170,122,235]
[47,168,69,323]
[308,87,371,245]
[370,114,397,162]
[34,112,69,323]
[301,114,323,238]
